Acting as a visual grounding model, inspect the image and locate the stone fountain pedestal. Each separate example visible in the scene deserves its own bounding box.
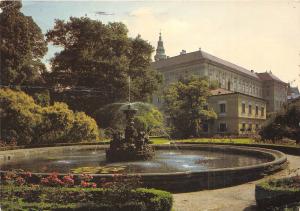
[106,104,154,162]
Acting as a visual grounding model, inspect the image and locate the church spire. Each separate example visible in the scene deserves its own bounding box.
[154,31,167,61]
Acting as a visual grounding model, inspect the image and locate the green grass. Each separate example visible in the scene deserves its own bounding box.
[149,137,254,145]
[150,137,171,144]
[174,138,255,144]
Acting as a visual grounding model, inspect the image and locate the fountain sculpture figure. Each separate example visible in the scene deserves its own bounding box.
[106,77,154,162]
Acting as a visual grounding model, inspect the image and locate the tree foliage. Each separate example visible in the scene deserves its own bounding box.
[0,88,99,145]
[163,77,217,138]
[260,99,300,143]
[94,102,164,135]
[0,0,47,86]
[45,17,161,114]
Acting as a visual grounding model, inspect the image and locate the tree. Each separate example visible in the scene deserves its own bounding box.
[0,0,47,86]
[260,99,300,143]
[163,77,217,138]
[94,102,164,136]
[45,17,161,114]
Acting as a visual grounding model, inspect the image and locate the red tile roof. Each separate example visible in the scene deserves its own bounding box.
[210,88,234,96]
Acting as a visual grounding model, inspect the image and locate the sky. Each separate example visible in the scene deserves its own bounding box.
[21,0,300,88]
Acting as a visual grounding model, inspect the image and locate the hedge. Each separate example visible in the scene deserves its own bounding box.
[255,177,300,209]
[0,185,173,211]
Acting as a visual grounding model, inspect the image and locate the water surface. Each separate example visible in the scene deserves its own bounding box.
[0,149,272,174]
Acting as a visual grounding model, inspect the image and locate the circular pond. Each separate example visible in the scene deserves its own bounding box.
[0,144,287,192]
[1,148,273,174]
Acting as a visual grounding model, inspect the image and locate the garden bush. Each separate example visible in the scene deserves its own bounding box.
[260,100,300,143]
[0,88,42,145]
[0,88,99,145]
[0,185,173,211]
[255,176,300,209]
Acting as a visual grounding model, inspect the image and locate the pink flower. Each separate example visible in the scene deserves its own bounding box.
[16,177,25,185]
[80,181,89,188]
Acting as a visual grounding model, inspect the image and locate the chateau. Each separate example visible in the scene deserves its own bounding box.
[152,33,288,135]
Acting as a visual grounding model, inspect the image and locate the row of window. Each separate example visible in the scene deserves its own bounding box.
[207,65,262,97]
[202,122,261,133]
[240,123,260,132]
[218,103,265,116]
[241,103,264,116]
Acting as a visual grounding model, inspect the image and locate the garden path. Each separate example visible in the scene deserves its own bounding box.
[173,155,300,211]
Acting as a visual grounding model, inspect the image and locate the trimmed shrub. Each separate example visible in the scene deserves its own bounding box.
[1,185,173,211]
[255,177,300,209]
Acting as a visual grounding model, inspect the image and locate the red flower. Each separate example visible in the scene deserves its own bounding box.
[80,181,89,188]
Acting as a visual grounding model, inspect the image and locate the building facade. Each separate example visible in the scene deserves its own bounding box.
[206,89,266,135]
[152,33,287,135]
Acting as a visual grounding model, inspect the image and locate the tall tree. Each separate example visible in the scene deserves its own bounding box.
[163,77,217,138]
[0,0,47,86]
[46,17,161,114]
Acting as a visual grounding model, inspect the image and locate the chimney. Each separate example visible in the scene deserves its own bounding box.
[180,50,186,55]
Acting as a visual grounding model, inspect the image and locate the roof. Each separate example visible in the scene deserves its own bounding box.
[210,88,234,96]
[256,72,286,84]
[152,50,260,80]
[288,86,300,95]
[209,88,266,101]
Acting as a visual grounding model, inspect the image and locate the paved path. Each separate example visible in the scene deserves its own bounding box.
[173,155,300,211]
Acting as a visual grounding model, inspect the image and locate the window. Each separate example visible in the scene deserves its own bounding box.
[248,104,252,115]
[248,124,252,131]
[220,103,226,113]
[203,123,209,132]
[203,105,208,110]
[242,103,246,113]
[240,123,246,132]
[219,123,227,132]
[255,106,259,115]
[157,97,160,103]
[256,124,259,130]
[261,107,265,116]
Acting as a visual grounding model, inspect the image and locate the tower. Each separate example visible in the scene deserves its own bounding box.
[154,32,167,61]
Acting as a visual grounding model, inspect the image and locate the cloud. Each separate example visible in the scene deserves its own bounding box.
[129,7,153,17]
[95,11,114,16]
[123,7,191,56]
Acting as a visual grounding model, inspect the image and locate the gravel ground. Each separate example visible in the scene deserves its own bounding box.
[173,155,300,211]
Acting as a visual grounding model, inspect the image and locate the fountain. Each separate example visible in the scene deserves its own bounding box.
[106,77,154,162]
[106,103,154,162]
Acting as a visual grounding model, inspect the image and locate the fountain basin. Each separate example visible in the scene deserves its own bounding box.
[0,144,287,192]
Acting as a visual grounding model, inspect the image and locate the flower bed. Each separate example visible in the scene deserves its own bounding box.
[0,185,173,211]
[255,176,300,209]
[0,171,172,211]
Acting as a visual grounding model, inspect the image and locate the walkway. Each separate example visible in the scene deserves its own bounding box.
[173,155,300,211]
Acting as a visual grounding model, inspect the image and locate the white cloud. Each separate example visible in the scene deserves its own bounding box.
[129,7,154,17]
[123,7,191,56]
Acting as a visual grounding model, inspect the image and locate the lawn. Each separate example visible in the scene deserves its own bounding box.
[150,137,255,145]
[175,138,255,144]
